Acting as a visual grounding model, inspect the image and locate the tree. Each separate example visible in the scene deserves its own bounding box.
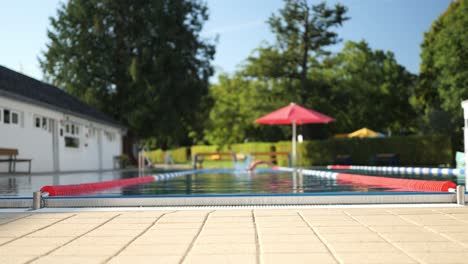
[245,0,348,104]
[204,73,288,146]
[40,0,215,147]
[321,41,416,133]
[415,0,468,137]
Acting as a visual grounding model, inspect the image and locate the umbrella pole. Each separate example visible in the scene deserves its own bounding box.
[292,120,296,167]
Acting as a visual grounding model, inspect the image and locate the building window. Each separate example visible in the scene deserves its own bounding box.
[42,117,47,130]
[64,136,79,148]
[104,131,115,142]
[66,124,70,133]
[3,109,10,124]
[35,116,40,128]
[11,112,18,125]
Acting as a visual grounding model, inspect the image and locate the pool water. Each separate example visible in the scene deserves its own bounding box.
[0,168,459,197]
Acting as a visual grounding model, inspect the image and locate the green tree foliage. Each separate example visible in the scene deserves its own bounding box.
[415,0,468,136]
[321,41,416,133]
[245,0,348,104]
[204,73,288,146]
[40,0,215,147]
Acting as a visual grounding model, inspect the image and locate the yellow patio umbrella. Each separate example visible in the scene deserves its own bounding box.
[347,128,381,138]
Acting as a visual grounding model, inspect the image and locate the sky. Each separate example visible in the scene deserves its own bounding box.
[0,0,453,81]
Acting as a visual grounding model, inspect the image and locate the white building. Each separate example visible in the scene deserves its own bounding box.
[0,66,125,173]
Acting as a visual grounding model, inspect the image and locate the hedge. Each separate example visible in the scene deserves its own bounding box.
[146,135,453,167]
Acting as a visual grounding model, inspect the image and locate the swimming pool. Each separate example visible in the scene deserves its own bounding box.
[0,167,460,197]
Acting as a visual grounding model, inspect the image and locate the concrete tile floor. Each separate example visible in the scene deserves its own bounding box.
[1,207,468,263]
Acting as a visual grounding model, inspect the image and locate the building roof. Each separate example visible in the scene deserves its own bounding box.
[0,65,123,129]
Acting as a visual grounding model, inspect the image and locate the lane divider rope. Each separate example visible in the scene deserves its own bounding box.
[276,167,456,192]
[326,165,464,177]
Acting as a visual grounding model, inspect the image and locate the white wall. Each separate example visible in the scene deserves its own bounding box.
[0,96,123,173]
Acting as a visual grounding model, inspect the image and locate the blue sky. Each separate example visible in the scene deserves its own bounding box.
[0,0,452,81]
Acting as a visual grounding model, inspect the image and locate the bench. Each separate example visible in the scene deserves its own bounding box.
[0,148,32,173]
[371,153,399,166]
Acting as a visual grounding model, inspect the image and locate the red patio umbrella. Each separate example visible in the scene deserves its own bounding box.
[255,103,335,166]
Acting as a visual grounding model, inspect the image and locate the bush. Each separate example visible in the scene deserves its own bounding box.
[299,135,452,166]
[149,135,452,167]
[168,147,189,163]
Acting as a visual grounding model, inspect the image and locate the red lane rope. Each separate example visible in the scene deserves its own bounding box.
[40,176,155,196]
[329,165,351,170]
[336,173,456,192]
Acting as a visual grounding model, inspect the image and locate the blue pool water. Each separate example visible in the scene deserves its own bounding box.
[0,168,459,197]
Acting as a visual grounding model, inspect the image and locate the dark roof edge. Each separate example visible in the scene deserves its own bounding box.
[0,89,127,132]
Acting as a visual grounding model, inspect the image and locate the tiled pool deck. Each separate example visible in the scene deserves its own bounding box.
[2,206,468,263]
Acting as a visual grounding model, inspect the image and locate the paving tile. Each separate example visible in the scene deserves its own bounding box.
[410,252,468,264]
[120,244,188,255]
[426,225,468,233]
[336,252,417,263]
[132,234,194,245]
[190,243,256,255]
[369,226,427,233]
[382,232,449,242]
[0,213,27,219]
[395,242,468,252]
[402,214,453,221]
[436,208,468,214]
[256,221,307,228]
[255,216,303,222]
[300,215,354,221]
[25,213,74,219]
[0,256,33,264]
[352,216,413,226]
[257,227,312,235]
[299,209,347,215]
[344,209,393,216]
[259,234,321,243]
[108,255,181,264]
[168,211,211,217]
[67,236,133,246]
[441,232,468,242]
[7,237,74,246]
[83,229,142,237]
[210,211,252,217]
[96,223,150,230]
[185,254,256,264]
[197,234,255,244]
[0,237,13,244]
[110,218,157,224]
[0,245,57,256]
[305,220,363,227]
[51,245,122,256]
[389,209,442,215]
[254,209,299,216]
[262,253,336,264]
[203,223,254,229]
[144,229,199,237]
[60,218,111,224]
[31,256,108,264]
[152,223,201,229]
[320,233,385,243]
[262,242,328,253]
[207,217,253,223]
[118,212,168,218]
[409,220,467,226]
[28,229,89,237]
[328,242,399,253]
[316,226,372,234]
[201,228,255,235]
